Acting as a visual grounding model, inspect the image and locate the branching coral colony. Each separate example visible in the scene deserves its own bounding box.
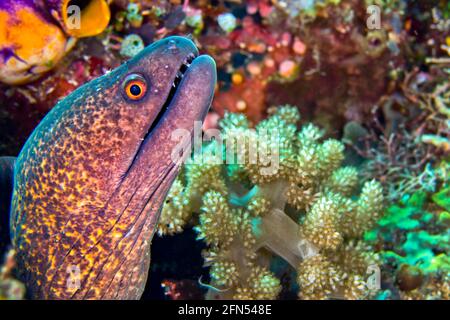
[158,106,384,299]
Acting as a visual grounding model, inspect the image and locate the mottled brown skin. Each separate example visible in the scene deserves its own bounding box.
[8,37,216,299]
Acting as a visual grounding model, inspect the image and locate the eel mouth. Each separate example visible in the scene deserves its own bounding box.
[145,52,198,135]
[123,52,199,177]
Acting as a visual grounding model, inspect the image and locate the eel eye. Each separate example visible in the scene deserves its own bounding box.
[123,74,147,100]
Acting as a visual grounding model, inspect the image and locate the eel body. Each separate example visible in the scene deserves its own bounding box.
[4,36,216,299]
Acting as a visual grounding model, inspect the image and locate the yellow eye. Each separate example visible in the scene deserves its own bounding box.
[123,74,147,100]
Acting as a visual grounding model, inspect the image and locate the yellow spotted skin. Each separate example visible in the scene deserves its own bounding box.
[9,37,216,299]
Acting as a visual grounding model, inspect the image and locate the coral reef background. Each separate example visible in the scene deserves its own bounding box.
[0,0,449,299]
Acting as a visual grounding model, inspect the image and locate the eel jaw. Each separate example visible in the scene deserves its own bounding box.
[144,52,198,137]
[131,52,216,174]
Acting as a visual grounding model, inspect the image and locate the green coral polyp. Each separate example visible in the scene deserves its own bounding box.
[159,105,384,299]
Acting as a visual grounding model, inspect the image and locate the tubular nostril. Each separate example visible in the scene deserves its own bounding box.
[167,39,179,53]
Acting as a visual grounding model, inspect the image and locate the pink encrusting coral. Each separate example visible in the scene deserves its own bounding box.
[158,105,384,299]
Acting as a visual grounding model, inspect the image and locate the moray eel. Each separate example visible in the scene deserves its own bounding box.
[0,36,216,299]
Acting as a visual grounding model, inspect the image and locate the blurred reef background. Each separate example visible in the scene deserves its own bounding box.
[0,0,449,299]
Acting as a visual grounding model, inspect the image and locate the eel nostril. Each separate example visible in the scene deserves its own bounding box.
[167,39,178,53]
